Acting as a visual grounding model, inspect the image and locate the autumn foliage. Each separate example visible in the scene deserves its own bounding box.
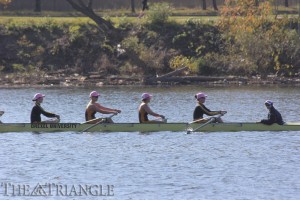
[218,0,272,36]
[0,0,11,6]
[214,0,300,77]
[0,1,299,80]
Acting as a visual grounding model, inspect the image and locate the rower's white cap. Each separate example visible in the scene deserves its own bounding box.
[32,93,45,101]
[195,92,207,100]
[141,93,152,100]
[90,91,100,97]
[265,100,273,106]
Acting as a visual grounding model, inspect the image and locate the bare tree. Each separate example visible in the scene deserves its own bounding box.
[142,0,149,11]
[212,0,218,10]
[131,0,135,13]
[34,0,41,12]
[65,0,152,74]
[202,0,207,10]
[65,0,114,33]
[285,0,289,7]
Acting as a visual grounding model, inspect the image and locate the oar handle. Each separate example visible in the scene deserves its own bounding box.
[108,112,118,118]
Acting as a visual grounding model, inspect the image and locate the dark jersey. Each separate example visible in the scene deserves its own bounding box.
[139,107,149,123]
[193,103,219,120]
[30,103,56,123]
[85,109,96,121]
[261,107,284,125]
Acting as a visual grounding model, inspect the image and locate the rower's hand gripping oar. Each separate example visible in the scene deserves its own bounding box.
[81,113,117,133]
[186,113,225,134]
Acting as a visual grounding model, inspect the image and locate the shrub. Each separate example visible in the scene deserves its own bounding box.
[172,20,223,57]
[146,3,173,27]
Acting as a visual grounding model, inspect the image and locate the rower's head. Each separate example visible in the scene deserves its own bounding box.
[32,93,45,103]
[141,93,152,102]
[89,91,100,101]
[265,100,273,109]
[195,92,207,103]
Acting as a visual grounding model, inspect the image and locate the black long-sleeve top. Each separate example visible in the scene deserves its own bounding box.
[260,106,284,125]
[31,103,56,123]
[193,103,220,120]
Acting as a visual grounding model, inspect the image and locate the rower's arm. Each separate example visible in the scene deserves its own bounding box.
[38,106,58,118]
[143,104,164,118]
[201,104,225,116]
[95,104,120,114]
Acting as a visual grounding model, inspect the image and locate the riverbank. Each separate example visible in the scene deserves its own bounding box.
[1,12,300,84]
[1,72,299,88]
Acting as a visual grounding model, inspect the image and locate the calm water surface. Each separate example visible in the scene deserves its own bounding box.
[0,85,299,199]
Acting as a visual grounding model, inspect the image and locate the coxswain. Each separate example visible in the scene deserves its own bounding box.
[260,100,284,125]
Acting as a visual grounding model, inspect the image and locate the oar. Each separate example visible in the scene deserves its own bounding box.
[186,114,222,134]
[81,113,117,133]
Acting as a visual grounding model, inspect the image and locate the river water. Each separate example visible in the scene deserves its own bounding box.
[0,85,299,199]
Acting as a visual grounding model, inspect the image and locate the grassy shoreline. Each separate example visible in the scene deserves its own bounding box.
[1,7,299,84]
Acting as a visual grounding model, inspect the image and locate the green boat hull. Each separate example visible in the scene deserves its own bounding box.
[1,122,300,133]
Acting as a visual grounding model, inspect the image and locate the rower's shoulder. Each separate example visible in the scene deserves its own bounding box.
[87,102,100,107]
[139,102,147,108]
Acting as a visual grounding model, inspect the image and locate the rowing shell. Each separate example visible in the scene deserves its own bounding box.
[0,122,300,133]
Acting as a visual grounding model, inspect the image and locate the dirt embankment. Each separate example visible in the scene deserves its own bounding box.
[1,70,299,88]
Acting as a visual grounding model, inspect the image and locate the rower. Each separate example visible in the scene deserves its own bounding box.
[138,93,166,123]
[0,111,4,123]
[260,100,284,125]
[85,91,121,124]
[193,92,226,123]
[31,93,60,123]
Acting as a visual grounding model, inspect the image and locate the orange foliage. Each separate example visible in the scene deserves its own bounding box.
[218,0,273,35]
[0,0,11,8]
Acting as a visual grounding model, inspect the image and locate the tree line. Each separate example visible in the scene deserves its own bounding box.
[0,0,299,82]
[1,0,299,12]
